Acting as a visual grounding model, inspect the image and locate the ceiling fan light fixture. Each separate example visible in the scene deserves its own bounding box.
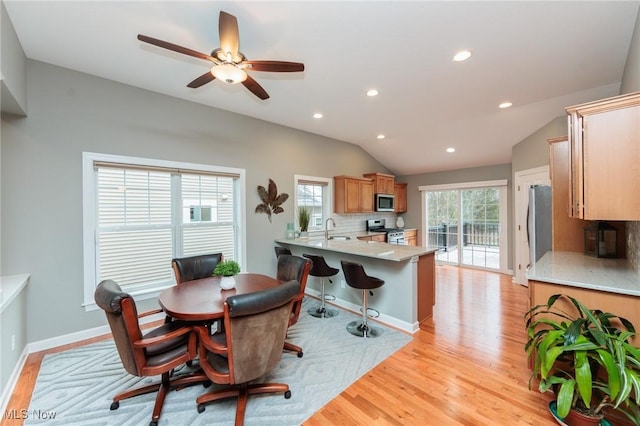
[211,63,247,84]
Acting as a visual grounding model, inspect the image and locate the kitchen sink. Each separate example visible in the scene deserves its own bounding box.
[328,235,351,240]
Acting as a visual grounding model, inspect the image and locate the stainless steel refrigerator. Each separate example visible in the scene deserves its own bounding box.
[527,185,552,267]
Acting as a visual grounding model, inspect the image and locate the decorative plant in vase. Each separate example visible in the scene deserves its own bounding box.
[525,294,640,425]
[297,206,311,236]
[213,260,241,290]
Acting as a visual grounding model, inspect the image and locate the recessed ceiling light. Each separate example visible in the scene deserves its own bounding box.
[446,147,456,153]
[313,113,323,119]
[376,134,385,140]
[367,89,379,97]
[499,102,513,109]
[453,50,472,62]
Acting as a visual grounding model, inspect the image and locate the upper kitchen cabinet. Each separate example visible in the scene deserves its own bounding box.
[334,176,374,213]
[565,92,640,220]
[363,173,395,194]
[394,182,408,213]
[548,136,591,252]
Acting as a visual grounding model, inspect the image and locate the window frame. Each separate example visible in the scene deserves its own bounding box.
[82,152,246,311]
[293,175,333,233]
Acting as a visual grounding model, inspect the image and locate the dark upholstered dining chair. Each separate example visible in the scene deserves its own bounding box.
[172,253,224,284]
[94,279,208,426]
[194,280,300,425]
[276,254,312,357]
[274,246,292,258]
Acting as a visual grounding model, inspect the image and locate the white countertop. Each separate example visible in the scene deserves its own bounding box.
[0,273,30,314]
[527,251,640,297]
[275,237,437,262]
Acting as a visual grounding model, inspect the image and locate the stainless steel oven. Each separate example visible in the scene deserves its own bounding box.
[366,219,405,244]
[387,230,406,245]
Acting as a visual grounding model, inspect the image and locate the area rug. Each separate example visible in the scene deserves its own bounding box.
[25,298,411,425]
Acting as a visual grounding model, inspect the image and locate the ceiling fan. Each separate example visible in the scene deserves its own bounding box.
[137,11,304,100]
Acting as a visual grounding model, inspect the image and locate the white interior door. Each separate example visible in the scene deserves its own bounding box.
[513,166,550,286]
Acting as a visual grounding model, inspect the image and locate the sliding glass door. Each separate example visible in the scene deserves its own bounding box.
[423,181,507,272]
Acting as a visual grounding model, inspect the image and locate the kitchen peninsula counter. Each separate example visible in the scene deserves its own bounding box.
[275,238,437,333]
[274,237,437,262]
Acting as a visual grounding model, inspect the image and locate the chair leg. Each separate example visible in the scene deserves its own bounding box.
[346,289,383,338]
[308,278,338,318]
[283,340,303,358]
[196,382,291,425]
[112,370,209,426]
[150,372,171,425]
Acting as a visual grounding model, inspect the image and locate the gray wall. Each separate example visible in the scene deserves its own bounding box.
[398,163,513,269]
[621,6,640,95]
[511,116,566,174]
[1,60,390,343]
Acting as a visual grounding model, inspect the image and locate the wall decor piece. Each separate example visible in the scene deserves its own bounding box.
[255,179,288,222]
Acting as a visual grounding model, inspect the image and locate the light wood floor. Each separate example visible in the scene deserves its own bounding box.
[2,266,630,425]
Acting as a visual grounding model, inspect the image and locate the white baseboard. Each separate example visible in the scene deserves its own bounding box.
[304,289,417,334]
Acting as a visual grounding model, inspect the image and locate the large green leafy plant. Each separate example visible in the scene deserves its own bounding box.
[525,294,640,424]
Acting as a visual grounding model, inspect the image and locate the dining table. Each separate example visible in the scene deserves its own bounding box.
[158,273,283,321]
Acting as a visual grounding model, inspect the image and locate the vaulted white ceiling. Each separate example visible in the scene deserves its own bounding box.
[4,1,639,175]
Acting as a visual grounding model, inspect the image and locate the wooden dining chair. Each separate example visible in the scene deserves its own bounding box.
[94,279,208,426]
[276,254,312,357]
[171,253,224,283]
[194,280,300,425]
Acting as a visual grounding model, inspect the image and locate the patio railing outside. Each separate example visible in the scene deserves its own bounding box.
[428,221,499,251]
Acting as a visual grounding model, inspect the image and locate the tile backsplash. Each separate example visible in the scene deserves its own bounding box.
[303,212,401,238]
[627,221,640,271]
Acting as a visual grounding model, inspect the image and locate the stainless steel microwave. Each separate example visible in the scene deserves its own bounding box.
[375,194,395,212]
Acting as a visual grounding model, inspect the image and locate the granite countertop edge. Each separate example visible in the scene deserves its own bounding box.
[527,251,640,297]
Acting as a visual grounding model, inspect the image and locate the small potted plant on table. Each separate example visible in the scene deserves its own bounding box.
[213,259,241,290]
[525,293,640,425]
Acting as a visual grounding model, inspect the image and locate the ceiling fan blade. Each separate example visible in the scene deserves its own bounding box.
[187,72,216,88]
[137,34,216,62]
[242,75,269,100]
[219,11,240,61]
[244,60,305,72]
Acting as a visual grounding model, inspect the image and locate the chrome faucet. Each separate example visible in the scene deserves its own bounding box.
[325,218,336,240]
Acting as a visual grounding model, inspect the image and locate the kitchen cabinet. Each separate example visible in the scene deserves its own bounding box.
[363,173,395,195]
[357,234,387,242]
[529,279,640,345]
[404,229,417,246]
[394,182,408,213]
[334,176,374,213]
[548,136,627,257]
[565,92,640,220]
[548,136,590,252]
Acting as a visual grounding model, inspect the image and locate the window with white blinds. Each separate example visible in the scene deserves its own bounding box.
[83,152,245,310]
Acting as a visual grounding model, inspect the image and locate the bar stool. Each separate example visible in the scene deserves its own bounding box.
[302,254,339,318]
[341,260,384,338]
